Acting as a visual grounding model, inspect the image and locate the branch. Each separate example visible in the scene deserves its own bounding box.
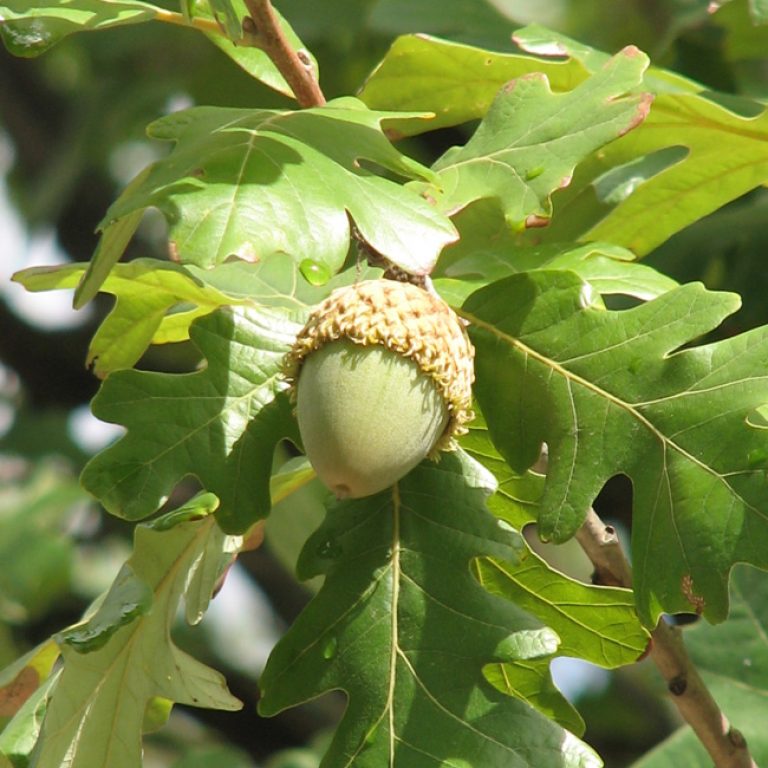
[575,508,756,768]
[241,0,326,108]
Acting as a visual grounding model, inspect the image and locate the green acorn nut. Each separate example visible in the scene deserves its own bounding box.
[284,279,474,499]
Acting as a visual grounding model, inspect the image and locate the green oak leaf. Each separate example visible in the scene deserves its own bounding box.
[13,259,249,378]
[578,92,768,255]
[432,206,678,305]
[460,410,544,530]
[462,270,768,626]
[424,46,651,230]
[359,29,698,136]
[14,257,379,377]
[27,495,241,768]
[462,413,649,696]
[359,33,592,136]
[0,0,160,57]
[511,26,768,255]
[100,98,456,274]
[632,565,768,767]
[363,27,768,254]
[81,305,301,533]
[259,452,601,768]
[475,554,648,671]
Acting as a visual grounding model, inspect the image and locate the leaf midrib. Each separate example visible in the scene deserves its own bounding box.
[460,308,767,525]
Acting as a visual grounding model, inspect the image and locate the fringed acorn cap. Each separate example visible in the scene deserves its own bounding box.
[284,279,474,452]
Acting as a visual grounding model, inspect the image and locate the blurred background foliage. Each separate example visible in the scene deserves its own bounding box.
[0,1,766,766]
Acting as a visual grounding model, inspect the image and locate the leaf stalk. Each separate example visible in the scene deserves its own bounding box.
[153,8,222,35]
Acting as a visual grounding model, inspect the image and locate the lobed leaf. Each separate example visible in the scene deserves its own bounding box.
[363,27,768,254]
[28,495,241,768]
[508,26,768,254]
[14,256,382,379]
[433,215,678,305]
[462,414,649,695]
[475,554,648,671]
[423,46,651,230]
[574,92,768,255]
[14,259,249,377]
[359,33,592,136]
[100,99,456,275]
[259,452,601,768]
[81,304,301,533]
[463,270,768,625]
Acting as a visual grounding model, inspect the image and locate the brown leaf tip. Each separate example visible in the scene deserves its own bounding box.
[681,574,706,615]
[618,92,654,138]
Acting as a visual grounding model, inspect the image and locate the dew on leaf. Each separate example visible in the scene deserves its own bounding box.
[525,166,545,180]
[322,636,338,660]
[1,20,54,54]
[300,258,331,286]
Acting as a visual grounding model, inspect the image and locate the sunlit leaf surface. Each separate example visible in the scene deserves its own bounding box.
[30,496,241,768]
[464,270,768,625]
[100,99,456,275]
[423,47,650,230]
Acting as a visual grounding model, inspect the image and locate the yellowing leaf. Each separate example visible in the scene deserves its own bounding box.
[31,495,241,768]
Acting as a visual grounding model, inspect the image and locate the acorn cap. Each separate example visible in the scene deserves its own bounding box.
[284,279,474,454]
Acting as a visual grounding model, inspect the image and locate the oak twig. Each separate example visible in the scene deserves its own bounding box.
[575,507,756,768]
[241,0,325,108]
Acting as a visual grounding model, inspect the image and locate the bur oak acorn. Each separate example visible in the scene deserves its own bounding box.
[284,279,474,499]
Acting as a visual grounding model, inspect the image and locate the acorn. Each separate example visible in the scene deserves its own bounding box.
[284,279,474,499]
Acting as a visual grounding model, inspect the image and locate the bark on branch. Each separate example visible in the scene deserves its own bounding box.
[575,507,755,768]
[241,0,326,108]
